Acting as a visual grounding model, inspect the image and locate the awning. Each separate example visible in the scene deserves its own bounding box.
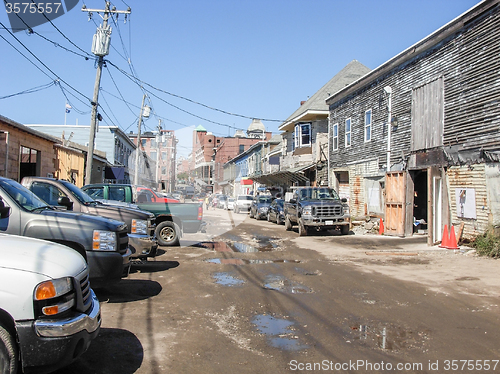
[250,163,315,186]
[241,178,253,185]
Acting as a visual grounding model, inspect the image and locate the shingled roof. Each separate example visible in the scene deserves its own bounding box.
[279,60,370,132]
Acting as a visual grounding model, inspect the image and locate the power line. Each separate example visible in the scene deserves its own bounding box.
[0,81,56,100]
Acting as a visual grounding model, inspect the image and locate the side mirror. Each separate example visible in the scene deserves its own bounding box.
[57,196,73,210]
[341,198,347,203]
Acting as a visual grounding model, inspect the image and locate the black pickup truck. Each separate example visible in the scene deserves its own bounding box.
[284,187,350,236]
[22,177,158,259]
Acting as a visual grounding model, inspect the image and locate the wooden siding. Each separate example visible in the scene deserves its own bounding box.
[447,164,489,239]
[328,3,500,170]
[411,77,444,150]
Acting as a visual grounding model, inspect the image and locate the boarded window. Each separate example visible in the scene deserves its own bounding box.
[411,77,444,151]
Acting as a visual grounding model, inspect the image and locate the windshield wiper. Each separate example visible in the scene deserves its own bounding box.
[30,206,53,212]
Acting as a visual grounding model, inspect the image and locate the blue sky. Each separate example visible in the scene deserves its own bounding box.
[0,0,480,157]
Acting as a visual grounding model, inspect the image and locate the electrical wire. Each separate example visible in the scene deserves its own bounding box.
[0,81,56,100]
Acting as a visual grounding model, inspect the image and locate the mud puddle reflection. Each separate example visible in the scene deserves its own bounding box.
[194,239,278,253]
[348,322,429,351]
[252,314,309,351]
[212,272,245,286]
[205,258,300,265]
[263,275,313,293]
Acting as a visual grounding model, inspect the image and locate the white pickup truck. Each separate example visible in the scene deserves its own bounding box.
[0,233,101,373]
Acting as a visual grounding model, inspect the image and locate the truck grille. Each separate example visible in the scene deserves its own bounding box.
[117,227,129,255]
[76,268,92,313]
[314,205,342,217]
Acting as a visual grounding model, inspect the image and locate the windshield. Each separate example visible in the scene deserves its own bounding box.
[298,188,340,201]
[257,196,273,204]
[60,180,95,204]
[0,179,49,212]
[238,196,253,201]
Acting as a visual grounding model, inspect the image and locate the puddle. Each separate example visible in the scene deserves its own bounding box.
[252,314,309,351]
[212,272,245,286]
[348,323,429,351]
[263,275,313,293]
[195,240,276,253]
[205,258,300,265]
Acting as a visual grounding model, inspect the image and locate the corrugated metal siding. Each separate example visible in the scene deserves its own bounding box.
[447,164,489,239]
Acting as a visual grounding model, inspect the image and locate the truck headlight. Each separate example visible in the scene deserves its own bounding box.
[342,204,350,215]
[34,277,75,316]
[93,230,117,251]
[302,206,312,218]
[131,219,148,235]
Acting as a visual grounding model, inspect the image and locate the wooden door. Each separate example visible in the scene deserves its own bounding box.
[385,172,407,236]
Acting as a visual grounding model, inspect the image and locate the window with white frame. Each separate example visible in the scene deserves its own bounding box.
[332,123,338,151]
[293,123,312,149]
[345,118,351,147]
[364,109,372,142]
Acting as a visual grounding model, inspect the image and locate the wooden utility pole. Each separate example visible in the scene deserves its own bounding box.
[82,2,131,185]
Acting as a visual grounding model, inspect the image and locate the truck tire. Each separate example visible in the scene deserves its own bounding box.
[276,215,283,225]
[156,221,180,246]
[267,213,271,222]
[341,225,350,235]
[298,219,308,237]
[249,209,254,219]
[285,215,292,231]
[0,325,18,374]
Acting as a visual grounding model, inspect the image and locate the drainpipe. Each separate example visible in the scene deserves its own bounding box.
[327,113,331,187]
[384,86,392,172]
[1,131,8,178]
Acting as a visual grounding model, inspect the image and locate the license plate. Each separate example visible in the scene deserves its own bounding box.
[325,220,334,225]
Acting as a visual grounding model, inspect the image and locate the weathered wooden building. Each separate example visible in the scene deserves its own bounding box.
[326,0,500,244]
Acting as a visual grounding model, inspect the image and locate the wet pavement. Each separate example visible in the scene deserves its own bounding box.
[54,208,500,374]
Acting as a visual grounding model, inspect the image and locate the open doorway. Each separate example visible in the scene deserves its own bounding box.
[412,170,428,235]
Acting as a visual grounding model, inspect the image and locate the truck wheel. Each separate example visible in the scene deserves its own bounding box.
[285,216,292,231]
[267,213,271,222]
[341,225,350,235]
[156,221,180,246]
[298,220,308,237]
[0,325,18,374]
[249,209,254,219]
[276,215,282,225]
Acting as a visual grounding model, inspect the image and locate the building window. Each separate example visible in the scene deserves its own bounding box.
[364,109,372,142]
[150,151,157,161]
[294,123,311,148]
[141,139,147,147]
[239,144,244,154]
[332,123,338,151]
[345,118,351,147]
[150,139,156,148]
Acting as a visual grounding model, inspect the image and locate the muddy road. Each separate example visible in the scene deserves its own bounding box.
[55,208,500,373]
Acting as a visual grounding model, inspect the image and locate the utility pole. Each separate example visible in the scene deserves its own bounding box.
[82,2,131,185]
[134,93,147,185]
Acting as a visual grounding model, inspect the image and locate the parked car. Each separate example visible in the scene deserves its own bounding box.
[0,177,131,288]
[267,198,284,224]
[226,197,235,210]
[235,195,253,213]
[284,187,350,236]
[21,177,158,259]
[82,183,204,246]
[0,233,101,373]
[250,195,273,220]
[217,195,228,209]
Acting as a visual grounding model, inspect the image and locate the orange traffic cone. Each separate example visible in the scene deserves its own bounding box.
[447,225,459,250]
[439,225,449,248]
[379,218,384,235]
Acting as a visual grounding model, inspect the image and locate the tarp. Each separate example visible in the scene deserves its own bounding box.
[105,166,125,180]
